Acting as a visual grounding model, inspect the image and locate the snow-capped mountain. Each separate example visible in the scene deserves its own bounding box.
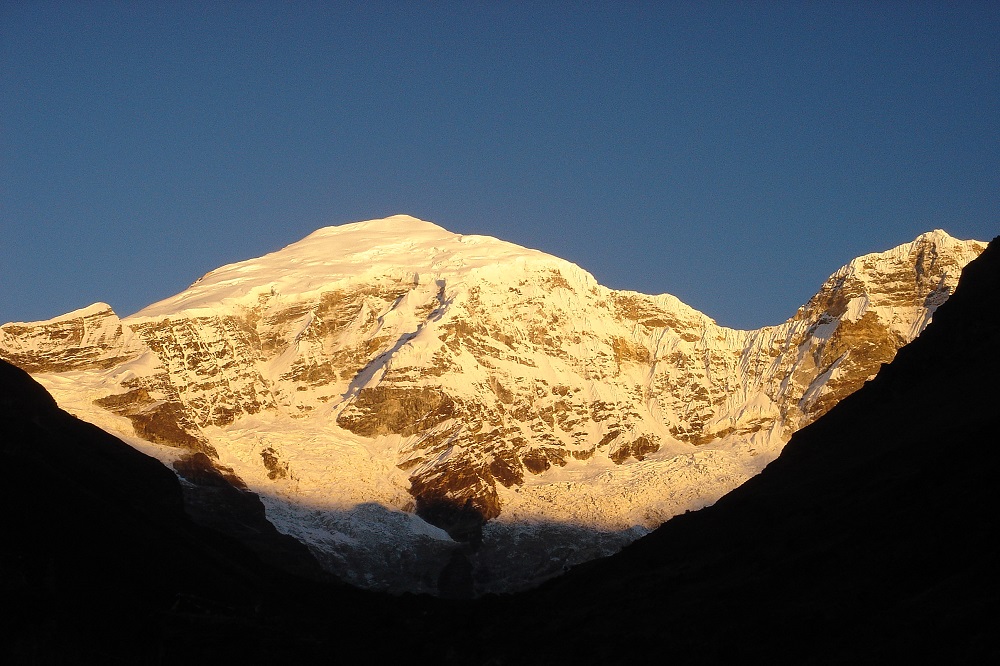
[0,216,986,593]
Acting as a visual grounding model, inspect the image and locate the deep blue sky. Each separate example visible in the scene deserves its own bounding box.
[2,2,997,329]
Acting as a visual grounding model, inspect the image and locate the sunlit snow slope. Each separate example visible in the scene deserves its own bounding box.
[1,216,986,593]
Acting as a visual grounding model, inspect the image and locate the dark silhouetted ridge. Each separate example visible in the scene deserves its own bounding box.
[445,235,1000,664]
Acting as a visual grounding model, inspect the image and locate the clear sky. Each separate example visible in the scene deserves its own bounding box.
[2,1,997,330]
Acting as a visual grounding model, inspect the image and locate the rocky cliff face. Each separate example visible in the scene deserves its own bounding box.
[1,216,985,593]
[0,302,142,373]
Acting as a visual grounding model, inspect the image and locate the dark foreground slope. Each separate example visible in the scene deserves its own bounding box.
[0,359,420,664]
[442,235,1000,664]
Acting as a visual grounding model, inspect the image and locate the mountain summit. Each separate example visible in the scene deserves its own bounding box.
[0,217,986,593]
[134,215,557,318]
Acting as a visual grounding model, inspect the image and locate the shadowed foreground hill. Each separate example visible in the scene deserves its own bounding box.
[0,359,414,664]
[441,235,1000,664]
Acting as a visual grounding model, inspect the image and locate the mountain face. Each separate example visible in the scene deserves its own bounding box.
[0,216,986,593]
[7,235,998,664]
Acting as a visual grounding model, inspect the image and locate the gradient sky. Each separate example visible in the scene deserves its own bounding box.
[2,1,997,330]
